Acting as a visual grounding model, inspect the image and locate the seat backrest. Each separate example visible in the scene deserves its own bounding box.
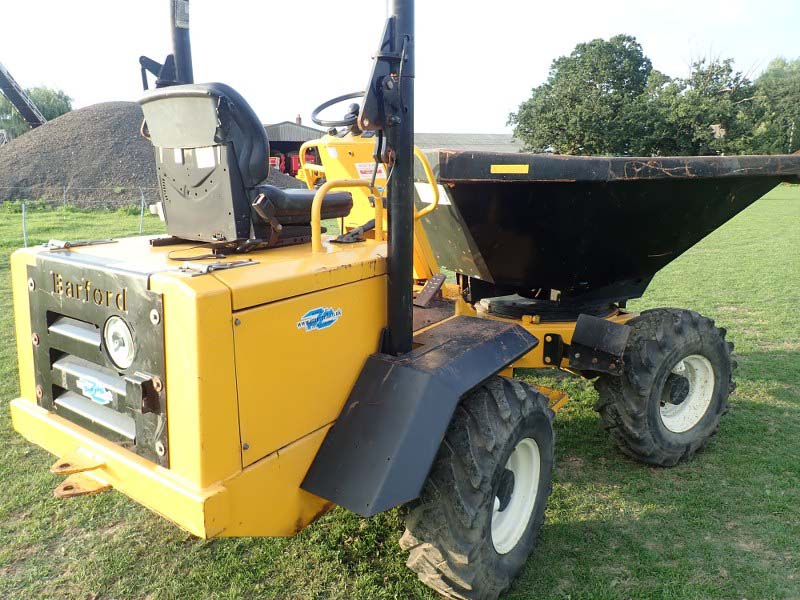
[139,82,270,242]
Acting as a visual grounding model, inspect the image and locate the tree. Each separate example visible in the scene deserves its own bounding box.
[749,58,800,154]
[508,35,653,155]
[642,58,757,156]
[509,36,769,156]
[0,86,72,138]
[623,69,678,156]
[673,59,755,155]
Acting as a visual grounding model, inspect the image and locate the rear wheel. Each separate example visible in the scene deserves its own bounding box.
[400,377,554,600]
[594,308,735,467]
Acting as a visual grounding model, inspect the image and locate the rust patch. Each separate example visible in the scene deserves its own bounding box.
[294,501,335,534]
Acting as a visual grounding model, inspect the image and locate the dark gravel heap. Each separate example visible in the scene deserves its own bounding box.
[0,101,302,205]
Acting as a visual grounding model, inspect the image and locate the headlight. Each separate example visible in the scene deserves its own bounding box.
[104,316,135,369]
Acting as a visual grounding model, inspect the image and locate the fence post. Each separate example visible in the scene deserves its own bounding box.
[139,188,146,234]
[22,199,28,248]
[61,185,69,229]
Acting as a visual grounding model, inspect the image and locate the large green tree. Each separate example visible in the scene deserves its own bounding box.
[509,35,653,155]
[509,36,772,156]
[749,58,800,154]
[653,58,757,156]
[0,86,72,138]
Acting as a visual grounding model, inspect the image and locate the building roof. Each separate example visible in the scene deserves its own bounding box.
[265,121,325,143]
[414,132,522,153]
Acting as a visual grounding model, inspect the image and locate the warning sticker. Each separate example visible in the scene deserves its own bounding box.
[355,162,387,181]
[414,182,451,206]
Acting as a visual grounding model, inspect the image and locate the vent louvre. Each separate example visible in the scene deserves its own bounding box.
[48,315,101,347]
[54,390,136,442]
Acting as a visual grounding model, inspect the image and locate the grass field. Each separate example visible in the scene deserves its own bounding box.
[0,187,798,599]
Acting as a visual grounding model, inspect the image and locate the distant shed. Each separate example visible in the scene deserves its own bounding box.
[414,132,522,153]
[265,121,325,154]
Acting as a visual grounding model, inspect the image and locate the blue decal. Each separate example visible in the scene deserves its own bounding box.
[297,307,343,332]
[76,377,113,405]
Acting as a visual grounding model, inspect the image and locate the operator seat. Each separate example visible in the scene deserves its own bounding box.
[139,82,352,245]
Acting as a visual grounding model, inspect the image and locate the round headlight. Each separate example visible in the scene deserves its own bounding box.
[104,316,135,369]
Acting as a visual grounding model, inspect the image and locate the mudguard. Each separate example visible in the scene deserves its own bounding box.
[301,316,537,516]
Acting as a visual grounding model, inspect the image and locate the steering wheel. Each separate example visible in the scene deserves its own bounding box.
[311,91,365,128]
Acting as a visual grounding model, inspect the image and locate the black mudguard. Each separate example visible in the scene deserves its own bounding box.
[301,316,537,517]
[568,313,632,375]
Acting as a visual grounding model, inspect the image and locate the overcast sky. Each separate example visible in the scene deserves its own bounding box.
[2,1,798,133]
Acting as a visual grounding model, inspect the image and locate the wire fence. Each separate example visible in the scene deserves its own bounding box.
[1,186,162,247]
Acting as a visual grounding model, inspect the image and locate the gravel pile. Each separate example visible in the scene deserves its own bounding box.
[0,101,302,206]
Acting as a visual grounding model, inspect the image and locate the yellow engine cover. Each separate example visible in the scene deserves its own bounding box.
[234,276,386,466]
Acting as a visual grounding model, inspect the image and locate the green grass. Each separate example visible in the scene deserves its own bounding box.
[1,189,798,599]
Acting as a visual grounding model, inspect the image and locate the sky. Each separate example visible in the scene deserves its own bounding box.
[1,1,798,134]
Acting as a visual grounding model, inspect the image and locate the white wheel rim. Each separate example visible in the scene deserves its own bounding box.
[659,354,715,433]
[491,437,541,555]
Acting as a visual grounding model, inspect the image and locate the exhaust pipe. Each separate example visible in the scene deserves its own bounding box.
[384,0,415,355]
[170,0,194,84]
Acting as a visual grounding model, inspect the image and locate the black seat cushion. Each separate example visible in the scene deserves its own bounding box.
[254,184,353,225]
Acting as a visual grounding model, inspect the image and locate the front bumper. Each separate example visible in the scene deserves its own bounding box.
[11,397,224,537]
[11,397,332,538]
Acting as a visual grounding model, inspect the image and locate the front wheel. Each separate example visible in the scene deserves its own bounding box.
[400,377,554,600]
[594,308,735,467]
